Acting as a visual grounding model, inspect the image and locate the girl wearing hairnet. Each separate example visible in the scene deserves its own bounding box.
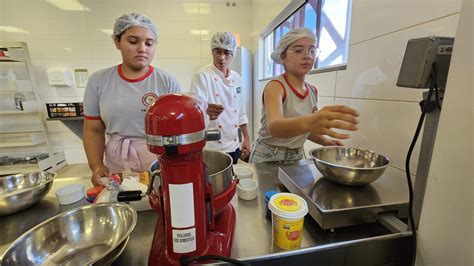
[83,13,182,185]
[249,28,359,163]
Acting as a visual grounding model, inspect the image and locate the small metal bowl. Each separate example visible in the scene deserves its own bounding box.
[0,172,56,216]
[1,203,137,266]
[310,147,391,186]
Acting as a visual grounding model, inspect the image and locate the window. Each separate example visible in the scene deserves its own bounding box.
[261,0,352,79]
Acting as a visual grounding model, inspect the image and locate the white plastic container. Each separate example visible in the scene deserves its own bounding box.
[234,165,253,179]
[55,184,85,205]
[237,179,258,200]
[268,193,308,250]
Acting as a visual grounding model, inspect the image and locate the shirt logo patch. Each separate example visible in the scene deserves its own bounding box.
[142,92,159,107]
[236,87,241,94]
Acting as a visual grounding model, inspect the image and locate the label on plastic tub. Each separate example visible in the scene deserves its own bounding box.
[272,215,304,250]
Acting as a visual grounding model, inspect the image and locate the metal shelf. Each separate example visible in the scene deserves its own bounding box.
[0,90,33,93]
[0,141,45,148]
[0,41,63,172]
[0,130,44,134]
[46,117,84,121]
[0,110,38,115]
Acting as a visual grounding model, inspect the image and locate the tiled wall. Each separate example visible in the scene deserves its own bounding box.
[0,0,252,164]
[251,0,462,172]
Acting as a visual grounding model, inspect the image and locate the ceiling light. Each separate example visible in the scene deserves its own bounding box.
[46,0,90,11]
[190,30,209,35]
[0,26,30,34]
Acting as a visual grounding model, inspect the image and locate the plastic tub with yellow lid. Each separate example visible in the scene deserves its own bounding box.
[268,192,308,250]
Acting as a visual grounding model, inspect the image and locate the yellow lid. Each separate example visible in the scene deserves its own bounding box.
[269,193,308,218]
[274,195,301,212]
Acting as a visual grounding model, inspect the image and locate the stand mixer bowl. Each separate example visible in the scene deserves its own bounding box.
[150,150,233,196]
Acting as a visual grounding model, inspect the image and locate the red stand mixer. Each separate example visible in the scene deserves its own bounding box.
[119,94,237,265]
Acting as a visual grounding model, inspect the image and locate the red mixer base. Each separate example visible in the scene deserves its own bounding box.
[148,204,236,266]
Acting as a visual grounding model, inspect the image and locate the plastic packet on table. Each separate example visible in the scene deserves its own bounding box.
[121,178,152,212]
[94,177,122,203]
[122,171,150,185]
[95,175,152,212]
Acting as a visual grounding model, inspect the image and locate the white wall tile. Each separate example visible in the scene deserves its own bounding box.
[305,71,336,97]
[156,39,202,58]
[157,20,203,40]
[83,0,149,23]
[46,120,72,133]
[336,14,460,101]
[89,40,120,60]
[350,0,462,44]
[49,131,83,148]
[334,98,422,172]
[26,39,91,60]
[58,147,87,164]
[155,58,202,77]
[143,1,201,23]
[201,2,250,23]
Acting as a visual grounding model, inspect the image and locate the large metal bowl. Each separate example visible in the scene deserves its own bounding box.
[150,150,234,196]
[1,203,137,266]
[310,147,391,186]
[0,172,56,216]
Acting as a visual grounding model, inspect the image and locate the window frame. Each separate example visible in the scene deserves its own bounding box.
[259,0,351,81]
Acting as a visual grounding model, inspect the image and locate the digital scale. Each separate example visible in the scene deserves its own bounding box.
[278,162,409,230]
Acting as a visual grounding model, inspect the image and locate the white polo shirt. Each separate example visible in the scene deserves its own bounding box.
[83,64,182,137]
[190,64,248,153]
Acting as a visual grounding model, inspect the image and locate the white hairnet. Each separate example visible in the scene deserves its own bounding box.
[210,32,237,56]
[271,28,317,64]
[113,13,158,40]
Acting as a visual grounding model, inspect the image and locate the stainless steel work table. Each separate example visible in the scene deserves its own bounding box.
[0,161,413,265]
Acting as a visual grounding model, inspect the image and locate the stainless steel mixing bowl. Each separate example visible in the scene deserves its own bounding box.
[310,147,391,186]
[203,150,234,195]
[150,150,234,196]
[0,172,56,216]
[1,203,137,266]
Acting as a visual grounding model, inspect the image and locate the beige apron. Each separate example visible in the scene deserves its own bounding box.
[104,134,157,174]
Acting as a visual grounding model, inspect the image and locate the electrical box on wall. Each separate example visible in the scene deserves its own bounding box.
[47,67,74,86]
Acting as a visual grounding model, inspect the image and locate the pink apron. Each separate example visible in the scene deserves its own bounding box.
[104,134,157,174]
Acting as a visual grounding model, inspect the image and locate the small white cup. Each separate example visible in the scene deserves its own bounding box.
[237,179,259,200]
[234,166,253,180]
[55,184,85,205]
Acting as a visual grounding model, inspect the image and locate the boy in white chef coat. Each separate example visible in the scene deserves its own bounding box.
[190,32,250,164]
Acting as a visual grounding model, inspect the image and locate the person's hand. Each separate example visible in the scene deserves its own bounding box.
[241,139,251,160]
[308,105,359,139]
[91,165,110,186]
[323,139,344,146]
[206,103,224,120]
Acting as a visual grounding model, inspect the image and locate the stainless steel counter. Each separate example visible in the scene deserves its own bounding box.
[0,160,413,265]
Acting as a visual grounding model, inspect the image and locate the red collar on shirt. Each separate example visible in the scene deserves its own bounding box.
[282,73,309,100]
[117,64,153,82]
